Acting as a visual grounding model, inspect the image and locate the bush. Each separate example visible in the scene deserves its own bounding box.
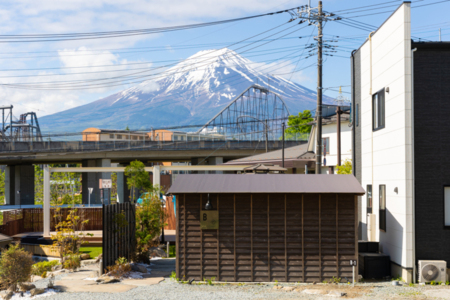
[134,192,166,263]
[106,257,131,279]
[63,254,80,271]
[0,244,33,291]
[32,260,60,277]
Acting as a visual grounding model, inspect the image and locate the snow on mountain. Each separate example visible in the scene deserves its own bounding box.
[39,48,326,132]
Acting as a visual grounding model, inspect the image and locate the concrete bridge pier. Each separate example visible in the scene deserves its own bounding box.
[82,159,111,205]
[116,163,131,203]
[4,165,34,205]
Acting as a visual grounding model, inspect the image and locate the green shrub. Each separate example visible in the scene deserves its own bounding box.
[0,244,33,291]
[32,260,60,277]
[63,254,80,270]
[106,257,131,279]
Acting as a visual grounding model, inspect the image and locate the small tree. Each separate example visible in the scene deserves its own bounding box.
[336,159,352,174]
[125,160,151,203]
[0,244,33,291]
[51,205,92,265]
[134,190,166,263]
[285,110,314,140]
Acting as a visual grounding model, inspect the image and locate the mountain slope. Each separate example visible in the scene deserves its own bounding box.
[39,48,327,132]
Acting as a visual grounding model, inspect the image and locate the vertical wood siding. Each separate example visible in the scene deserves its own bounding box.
[177,193,357,282]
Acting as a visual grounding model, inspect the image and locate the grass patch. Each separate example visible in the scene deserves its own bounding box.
[164,245,176,258]
[79,247,102,259]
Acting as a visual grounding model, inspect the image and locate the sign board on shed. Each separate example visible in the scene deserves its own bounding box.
[200,210,219,230]
[99,179,112,189]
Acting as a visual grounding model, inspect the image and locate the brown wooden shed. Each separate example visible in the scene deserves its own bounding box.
[169,174,365,283]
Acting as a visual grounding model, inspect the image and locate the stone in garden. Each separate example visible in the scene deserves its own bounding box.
[80,254,90,260]
[131,264,148,274]
[18,283,35,292]
[282,286,295,291]
[149,247,166,257]
[6,285,15,293]
[90,270,100,278]
[0,291,12,300]
[327,291,347,297]
[52,265,62,271]
[101,278,120,284]
[30,288,45,296]
[95,254,103,263]
[273,285,282,290]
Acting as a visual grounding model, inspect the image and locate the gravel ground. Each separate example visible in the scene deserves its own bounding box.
[32,278,450,300]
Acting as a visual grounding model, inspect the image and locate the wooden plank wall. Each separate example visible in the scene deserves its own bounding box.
[176,193,356,282]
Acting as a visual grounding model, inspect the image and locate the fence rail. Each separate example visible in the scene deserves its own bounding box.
[0,208,103,237]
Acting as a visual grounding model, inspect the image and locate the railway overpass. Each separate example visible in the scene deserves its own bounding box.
[0,139,304,206]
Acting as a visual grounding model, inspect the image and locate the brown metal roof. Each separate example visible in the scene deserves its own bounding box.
[168,174,365,195]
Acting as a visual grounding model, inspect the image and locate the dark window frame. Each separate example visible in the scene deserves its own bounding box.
[372,88,385,131]
[444,186,450,229]
[367,185,372,215]
[322,137,330,154]
[379,185,386,232]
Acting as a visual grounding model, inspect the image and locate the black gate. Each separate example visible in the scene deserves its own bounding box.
[102,203,136,271]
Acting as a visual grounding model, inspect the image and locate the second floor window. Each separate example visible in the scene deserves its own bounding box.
[367,185,372,214]
[373,88,385,131]
[322,137,329,154]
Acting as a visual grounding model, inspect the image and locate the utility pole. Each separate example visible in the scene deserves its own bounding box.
[282,122,285,168]
[315,1,323,174]
[288,1,340,174]
[336,106,342,167]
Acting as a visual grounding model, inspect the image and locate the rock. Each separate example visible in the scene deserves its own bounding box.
[273,285,282,290]
[80,254,91,260]
[30,288,45,297]
[282,286,295,291]
[101,278,120,284]
[327,291,347,298]
[18,283,35,292]
[95,254,103,263]
[149,247,166,257]
[303,289,327,295]
[52,264,62,271]
[6,285,15,293]
[131,264,148,274]
[312,281,316,285]
[419,282,426,286]
[0,291,13,300]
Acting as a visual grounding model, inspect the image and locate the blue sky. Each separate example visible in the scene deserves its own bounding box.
[0,0,448,119]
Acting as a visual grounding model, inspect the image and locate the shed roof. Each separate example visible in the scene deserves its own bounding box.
[168,174,365,195]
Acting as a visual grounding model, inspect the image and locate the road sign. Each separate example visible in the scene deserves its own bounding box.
[88,188,93,194]
[99,179,112,189]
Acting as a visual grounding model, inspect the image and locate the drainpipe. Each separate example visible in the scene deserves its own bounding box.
[368,32,375,241]
[351,50,356,176]
[411,47,417,284]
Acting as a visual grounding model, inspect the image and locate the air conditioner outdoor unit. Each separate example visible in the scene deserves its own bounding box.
[418,260,447,283]
[367,214,376,242]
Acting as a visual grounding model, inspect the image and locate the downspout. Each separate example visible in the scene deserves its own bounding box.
[411,47,417,284]
[351,50,356,176]
[369,32,375,238]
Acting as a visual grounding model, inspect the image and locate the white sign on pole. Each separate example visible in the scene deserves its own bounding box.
[100,179,112,189]
[88,188,93,194]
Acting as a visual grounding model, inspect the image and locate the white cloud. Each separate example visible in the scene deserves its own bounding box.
[139,80,159,93]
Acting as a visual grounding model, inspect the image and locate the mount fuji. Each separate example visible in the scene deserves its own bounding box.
[39,48,328,133]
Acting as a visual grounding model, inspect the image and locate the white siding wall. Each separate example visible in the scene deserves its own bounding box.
[359,3,413,268]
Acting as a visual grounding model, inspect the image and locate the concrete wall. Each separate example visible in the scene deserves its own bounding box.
[356,3,413,270]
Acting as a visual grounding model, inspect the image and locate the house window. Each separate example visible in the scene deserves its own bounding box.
[109,134,114,139]
[132,136,137,140]
[379,185,386,231]
[444,187,450,226]
[373,88,385,131]
[322,137,329,154]
[367,185,372,214]
[117,135,122,139]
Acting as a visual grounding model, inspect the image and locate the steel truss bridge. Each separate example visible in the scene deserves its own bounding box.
[197,84,290,140]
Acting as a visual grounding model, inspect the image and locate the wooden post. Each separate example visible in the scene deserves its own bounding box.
[176,195,180,279]
[234,195,236,282]
[200,194,203,281]
[336,194,339,279]
[302,195,305,282]
[251,195,254,282]
[183,195,186,280]
[319,194,322,283]
[285,194,288,282]
[267,195,271,282]
[217,195,220,281]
